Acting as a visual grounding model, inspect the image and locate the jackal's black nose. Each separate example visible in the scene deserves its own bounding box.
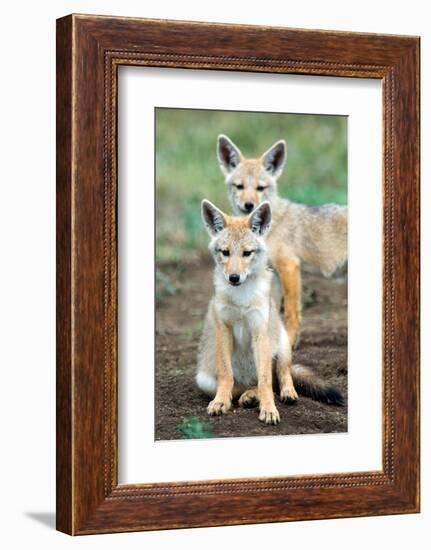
[229,274,241,285]
[244,202,254,212]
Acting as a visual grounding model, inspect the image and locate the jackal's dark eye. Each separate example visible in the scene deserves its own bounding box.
[243,250,253,257]
[235,184,244,190]
[221,250,230,257]
[256,186,266,192]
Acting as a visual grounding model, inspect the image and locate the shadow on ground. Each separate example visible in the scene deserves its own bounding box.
[25,512,56,530]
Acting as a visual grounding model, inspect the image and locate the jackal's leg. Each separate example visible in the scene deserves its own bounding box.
[276,355,298,404]
[275,254,302,348]
[207,321,234,416]
[253,331,280,425]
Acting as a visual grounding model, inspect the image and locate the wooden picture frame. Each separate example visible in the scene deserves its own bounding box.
[56,14,420,535]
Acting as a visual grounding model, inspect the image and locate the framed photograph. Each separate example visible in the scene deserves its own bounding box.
[56,14,420,535]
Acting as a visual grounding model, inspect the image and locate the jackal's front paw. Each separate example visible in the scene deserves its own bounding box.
[259,404,280,425]
[207,398,231,416]
[279,386,298,404]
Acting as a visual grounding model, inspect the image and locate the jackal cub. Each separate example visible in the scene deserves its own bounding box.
[217,134,348,348]
[196,200,343,425]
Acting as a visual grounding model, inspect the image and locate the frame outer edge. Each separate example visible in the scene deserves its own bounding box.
[56,14,74,535]
[392,38,420,510]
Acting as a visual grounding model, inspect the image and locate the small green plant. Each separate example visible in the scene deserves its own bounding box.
[176,416,215,439]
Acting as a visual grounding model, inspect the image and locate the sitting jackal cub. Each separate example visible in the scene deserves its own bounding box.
[196,200,343,425]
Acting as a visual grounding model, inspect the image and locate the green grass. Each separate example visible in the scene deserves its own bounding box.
[176,416,215,439]
[156,108,347,261]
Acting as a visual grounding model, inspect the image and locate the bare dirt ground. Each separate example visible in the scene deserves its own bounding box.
[155,260,347,440]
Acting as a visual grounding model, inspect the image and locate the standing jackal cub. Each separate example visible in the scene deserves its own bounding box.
[196,200,343,425]
[217,134,348,348]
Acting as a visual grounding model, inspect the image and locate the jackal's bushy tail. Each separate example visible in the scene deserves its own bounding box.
[291,364,345,406]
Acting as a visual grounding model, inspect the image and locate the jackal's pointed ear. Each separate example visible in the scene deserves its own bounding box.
[201,200,227,236]
[261,140,287,178]
[217,134,243,176]
[248,201,272,236]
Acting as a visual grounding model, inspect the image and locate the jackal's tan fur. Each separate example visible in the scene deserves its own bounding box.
[217,135,348,347]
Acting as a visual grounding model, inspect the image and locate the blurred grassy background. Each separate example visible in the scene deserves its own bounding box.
[156,108,347,262]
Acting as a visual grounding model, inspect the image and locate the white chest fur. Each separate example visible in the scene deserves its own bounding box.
[213,271,272,386]
[215,272,271,331]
